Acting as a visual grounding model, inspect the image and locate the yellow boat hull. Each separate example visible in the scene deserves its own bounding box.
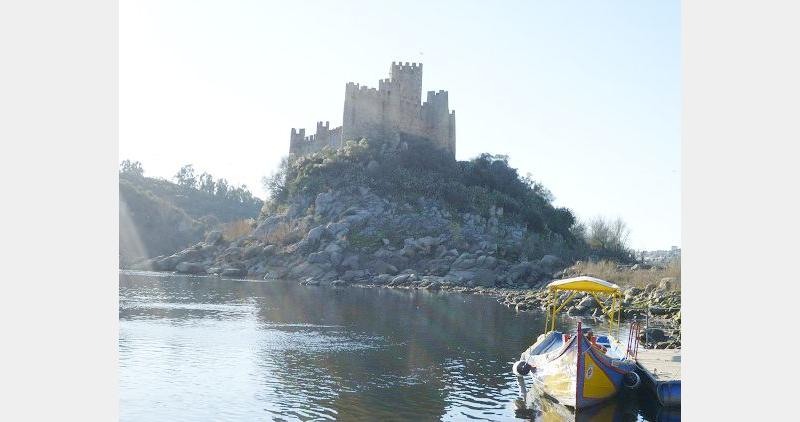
[521,324,637,409]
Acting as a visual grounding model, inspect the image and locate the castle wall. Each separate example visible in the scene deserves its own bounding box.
[289,122,343,156]
[448,111,456,157]
[289,62,455,158]
[342,83,386,144]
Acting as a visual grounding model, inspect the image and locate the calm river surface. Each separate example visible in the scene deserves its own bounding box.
[119,271,678,421]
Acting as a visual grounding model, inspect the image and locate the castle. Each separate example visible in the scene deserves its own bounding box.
[289,62,456,158]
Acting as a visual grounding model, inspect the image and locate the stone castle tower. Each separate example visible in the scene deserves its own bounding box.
[289,62,456,158]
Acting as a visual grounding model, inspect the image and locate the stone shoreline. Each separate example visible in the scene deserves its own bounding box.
[131,267,681,349]
[126,185,680,349]
[346,279,682,349]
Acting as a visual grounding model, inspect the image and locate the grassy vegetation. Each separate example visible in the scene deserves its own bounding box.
[221,219,255,242]
[262,220,309,246]
[268,137,579,241]
[346,230,385,252]
[262,136,641,264]
[569,259,681,290]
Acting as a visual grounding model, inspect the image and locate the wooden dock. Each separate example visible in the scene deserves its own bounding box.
[635,348,681,407]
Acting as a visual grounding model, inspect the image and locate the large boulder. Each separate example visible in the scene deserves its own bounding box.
[389,274,412,285]
[447,270,476,283]
[644,328,670,343]
[340,254,361,270]
[538,255,561,274]
[473,269,497,287]
[476,255,497,270]
[304,225,329,246]
[575,295,598,311]
[451,252,477,270]
[658,277,678,291]
[369,260,398,276]
[220,267,246,277]
[175,248,204,263]
[423,259,451,276]
[263,245,277,257]
[507,262,534,283]
[411,236,440,255]
[314,191,337,218]
[366,160,380,174]
[199,243,217,255]
[625,287,643,299]
[400,245,417,258]
[175,262,206,274]
[342,212,369,228]
[289,262,331,279]
[373,274,394,285]
[263,266,289,279]
[204,230,223,245]
[326,222,349,238]
[252,215,287,239]
[452,257,477,270]
[342,270,368,282]
[154,255,178,271]
[243,245,264,259]
[219,246,243,261]
[307,251,331,264]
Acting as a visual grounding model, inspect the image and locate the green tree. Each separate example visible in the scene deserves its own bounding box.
[262,157,289,202]
[120,160,144,177]
[198,172,215,194]
[175,164,197,188]
[587,216,631,254]
[215,178,229,198]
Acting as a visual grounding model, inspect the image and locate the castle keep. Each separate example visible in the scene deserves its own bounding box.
[289,62,456,158]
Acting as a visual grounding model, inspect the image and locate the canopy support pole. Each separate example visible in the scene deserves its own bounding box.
[551,291,578,331]
[543,290,550,333]
[588,292,610,317]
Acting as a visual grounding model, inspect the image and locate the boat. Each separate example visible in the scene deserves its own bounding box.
[512,276,641,409]
[515,390,636,422]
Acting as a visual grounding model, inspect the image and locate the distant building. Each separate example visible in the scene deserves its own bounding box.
[639,247,681,265]
[289,62,456,158]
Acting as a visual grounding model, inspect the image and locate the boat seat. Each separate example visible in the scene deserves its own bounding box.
[528,331,564,355]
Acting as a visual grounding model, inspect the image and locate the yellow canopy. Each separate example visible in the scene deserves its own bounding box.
[546,276,621,294]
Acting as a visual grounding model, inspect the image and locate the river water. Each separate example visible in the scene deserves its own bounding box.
[119,271,678,421]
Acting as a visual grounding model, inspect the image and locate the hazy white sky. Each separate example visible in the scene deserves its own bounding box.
[120,0,680,250]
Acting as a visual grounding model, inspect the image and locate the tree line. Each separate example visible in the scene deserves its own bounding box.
[120,160,261,207]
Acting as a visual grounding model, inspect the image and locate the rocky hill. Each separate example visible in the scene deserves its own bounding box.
[119,164,263,266]
[133,137,629,288]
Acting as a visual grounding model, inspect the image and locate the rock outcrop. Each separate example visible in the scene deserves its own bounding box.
[135,186,564,289]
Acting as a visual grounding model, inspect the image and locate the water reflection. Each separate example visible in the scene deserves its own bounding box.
[513,389,678,422]
[119,272,677,421]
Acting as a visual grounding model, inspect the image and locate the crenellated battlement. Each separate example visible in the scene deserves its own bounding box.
[378,78,392,91]
[391,61,422,71]
[425,90,448,103]
[289,62,455,158]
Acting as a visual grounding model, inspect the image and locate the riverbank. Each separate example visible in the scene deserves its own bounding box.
[122,265,681,349]
[347,275,681,349]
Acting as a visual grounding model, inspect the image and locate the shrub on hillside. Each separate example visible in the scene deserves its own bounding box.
[221,219,255,242]
[568,259,681,289]
[262,137,639,264]
[269,137,576,240]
